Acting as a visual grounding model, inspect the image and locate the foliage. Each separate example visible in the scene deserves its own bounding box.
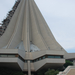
[57,66,65,71]
[64,60,73,68]
[37,69,59,75]
[45,69,59,75]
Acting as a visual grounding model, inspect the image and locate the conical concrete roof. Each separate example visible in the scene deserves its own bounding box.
[0,0,66,52]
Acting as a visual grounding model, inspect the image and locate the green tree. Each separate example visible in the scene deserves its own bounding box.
[45,69,59,75]
[64,60,73,68]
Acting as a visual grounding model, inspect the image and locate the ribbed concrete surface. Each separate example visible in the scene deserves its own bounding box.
[0,0,66,52]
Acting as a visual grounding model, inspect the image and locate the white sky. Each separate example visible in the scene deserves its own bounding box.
[0,0,75,53]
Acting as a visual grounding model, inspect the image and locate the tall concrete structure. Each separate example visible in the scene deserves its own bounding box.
[0,0,75,75]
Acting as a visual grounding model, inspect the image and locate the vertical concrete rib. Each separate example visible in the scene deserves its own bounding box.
[22,0,30,52]
[22,0,31,75]
[31,0,49,50]
[0,0,23,48]
[29,0,48,50]
[6,0,25,48]
[28,0,32,43]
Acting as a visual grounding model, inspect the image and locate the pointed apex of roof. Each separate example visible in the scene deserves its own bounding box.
[0,0,66,52]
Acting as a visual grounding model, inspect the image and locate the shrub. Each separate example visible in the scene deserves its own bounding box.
[64,60,73,68]
[45,69,59,75]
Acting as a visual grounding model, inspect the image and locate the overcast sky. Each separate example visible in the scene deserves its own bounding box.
[0,0,75,53]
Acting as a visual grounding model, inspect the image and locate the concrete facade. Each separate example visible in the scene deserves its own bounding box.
[0,0,75,75]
